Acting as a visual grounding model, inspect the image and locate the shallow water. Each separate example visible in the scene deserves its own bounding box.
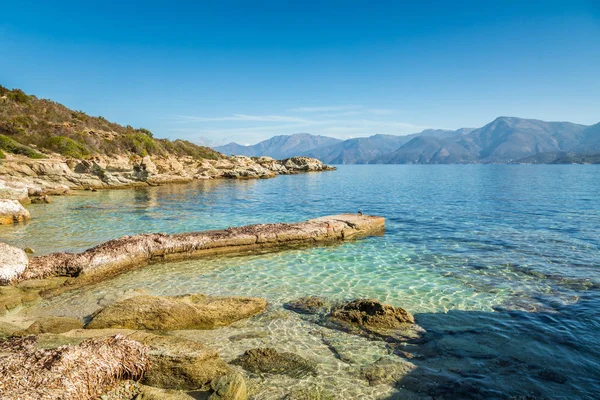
[2,165,600,399]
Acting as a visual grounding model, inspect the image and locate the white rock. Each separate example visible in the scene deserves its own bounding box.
[0,242,29,285]
[0,199,31,225]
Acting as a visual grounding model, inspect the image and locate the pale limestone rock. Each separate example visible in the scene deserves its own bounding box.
[0,200,30,225]
[0,242,29,286]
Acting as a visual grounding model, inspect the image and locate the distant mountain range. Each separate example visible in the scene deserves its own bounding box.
[213,117,600,164]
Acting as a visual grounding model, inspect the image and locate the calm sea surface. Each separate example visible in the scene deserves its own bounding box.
[1,165,599,399]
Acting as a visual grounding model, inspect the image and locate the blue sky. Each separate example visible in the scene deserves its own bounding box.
[2,1,599,145]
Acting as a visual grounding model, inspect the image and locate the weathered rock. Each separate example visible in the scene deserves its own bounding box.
[283,387,337,400]
[21,316,83,335]
[0,153,333,193]
[86,294,267,330]
[359,358,416,386]
[327,299,420,342]
[286,297,423,343]
[0,242,29,285]
[0,286,39,314]
[284,296,330,314]
[30,195,51,204]
[0,199,30,225]
[232,348,318,378]
[331,298,415,328]
[209,373,247,400]
[135,385,195,400]
[0,321,21,338]
[129,332,232,390]
[22,214,384,284]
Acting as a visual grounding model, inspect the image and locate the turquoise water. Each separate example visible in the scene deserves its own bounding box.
[2,165,600,399]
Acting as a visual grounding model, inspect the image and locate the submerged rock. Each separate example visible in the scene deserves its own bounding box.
[359,357,416,386]
[330,298,415,328]
[209,373,247,400]
[232,347,318,378]
[0,199,30,225]
[284,296,330,314]
[286,297,423,343]
[130,332,232,390]
[21,316,83,335]
[0,242,29,285]
[86,294,267,330]
[283,387,337,400]
[135,385,195,400]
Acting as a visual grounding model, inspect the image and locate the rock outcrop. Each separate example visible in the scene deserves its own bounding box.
[86,294,267,330]
[285,297,423,343]
[0,199,30,225]
[130,332,232,390]
[19,214,384,285]
[232,347,318,378]
[0,242,29,284]
[20,316,84,335]
[0,153,335,192]
[330,298,415,328]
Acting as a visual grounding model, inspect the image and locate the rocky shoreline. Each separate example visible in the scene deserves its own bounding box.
[0,214,422,400]
[0,153,334,225]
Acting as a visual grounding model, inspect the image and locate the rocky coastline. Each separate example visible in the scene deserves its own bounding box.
[0,214,423,400]
[0,153,335,225]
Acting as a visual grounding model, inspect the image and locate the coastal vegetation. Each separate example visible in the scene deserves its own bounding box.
[0,85,222,160]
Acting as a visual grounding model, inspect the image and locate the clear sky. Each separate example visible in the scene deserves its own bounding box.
[2,1,599,145]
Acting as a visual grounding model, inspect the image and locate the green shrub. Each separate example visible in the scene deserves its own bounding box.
[0,134,44,158]
[7,89,30,103]
[124,132,156,157]
[136,128,153,138]
[0,149,5,159]
[42,136,90,158]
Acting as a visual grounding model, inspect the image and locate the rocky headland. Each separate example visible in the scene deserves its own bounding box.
[0,85,334,225]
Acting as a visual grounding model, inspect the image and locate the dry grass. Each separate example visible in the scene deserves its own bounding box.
[0,335,149,400]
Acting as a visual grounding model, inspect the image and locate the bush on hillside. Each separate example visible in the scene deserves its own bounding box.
[42,136,91,158]
[0,134,44,158]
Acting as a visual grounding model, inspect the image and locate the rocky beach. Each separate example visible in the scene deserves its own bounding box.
[0,213,396,400]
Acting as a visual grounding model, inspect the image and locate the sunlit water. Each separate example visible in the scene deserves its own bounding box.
[1,165,599,399]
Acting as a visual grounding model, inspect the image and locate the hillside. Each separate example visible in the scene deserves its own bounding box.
[0,85,222,160]
[215,133,342,159]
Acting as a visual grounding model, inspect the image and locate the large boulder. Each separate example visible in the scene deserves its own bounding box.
[232,348,318,378]
[130,332,232,390]
[285,297,423,343]
[0,199,30,225]
[86,294,267,330]
[0,242,29,285]
[327,299,419,342]
[330,298,415,328]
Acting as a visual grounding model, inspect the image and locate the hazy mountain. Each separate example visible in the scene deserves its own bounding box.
[371,136,477,164]
[306,134,409,164]
[372,117,590,164]
[212,117,597,164]
[575,122,600,153]
[456,117,587,163]
[214,133,342,159]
